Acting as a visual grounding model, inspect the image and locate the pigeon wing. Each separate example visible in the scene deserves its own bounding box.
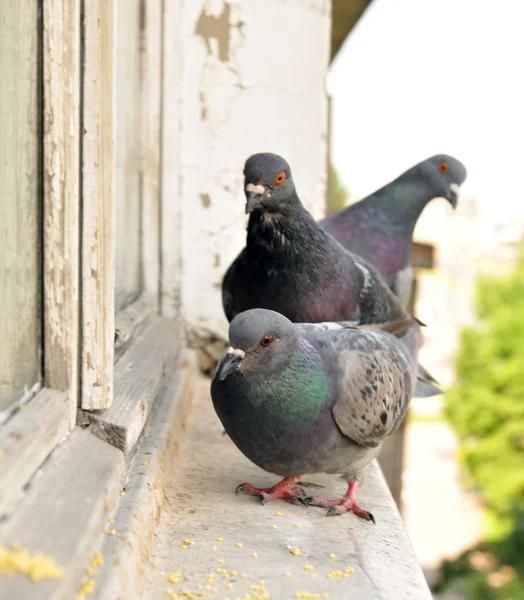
[328,330,414,448]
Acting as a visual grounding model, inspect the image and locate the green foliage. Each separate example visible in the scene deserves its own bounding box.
[326,164,349,216]
[437,247,524,598]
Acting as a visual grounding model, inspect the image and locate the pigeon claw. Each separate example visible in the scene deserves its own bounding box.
[305,479,376,523]
[234,476,305,505]
[324,504,375,523]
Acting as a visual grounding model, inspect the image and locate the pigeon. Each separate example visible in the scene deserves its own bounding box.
[222,152,410,326]
[211,309,422,522]
[320,155,467,306]
[221,152,441,395]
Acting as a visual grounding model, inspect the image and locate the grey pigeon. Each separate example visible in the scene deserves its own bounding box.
[222,153,409,326]
[320,155,467,306]
[211,309,421,522]
[222,152,441,396]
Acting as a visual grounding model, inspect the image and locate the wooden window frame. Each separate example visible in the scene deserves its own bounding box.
[80,0,182,456]
[0,0,177,524]
[0,0,81,521]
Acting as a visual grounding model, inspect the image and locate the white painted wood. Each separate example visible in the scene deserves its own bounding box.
[85,317,179,454]
[91,351,197,600]
[114,292,156,351]
[141,0,162,302]
[0,388,70,522]
[0,0,41,412]
[81,0,116,410]
[160,0,183,320]
[43,0,81,427]
[0,428,124,600]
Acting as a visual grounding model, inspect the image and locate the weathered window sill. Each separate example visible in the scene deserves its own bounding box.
[94,371,432,600]
[0,353,430,600]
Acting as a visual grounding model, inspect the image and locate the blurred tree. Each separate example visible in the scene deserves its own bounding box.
[435,243,524,599]
[326,163,349,216]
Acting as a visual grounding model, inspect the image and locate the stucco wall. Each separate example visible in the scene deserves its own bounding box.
[174,0,331,343]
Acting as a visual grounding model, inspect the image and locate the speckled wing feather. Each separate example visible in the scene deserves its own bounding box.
[324,329,414,448]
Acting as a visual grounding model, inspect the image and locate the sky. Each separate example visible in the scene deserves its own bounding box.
[328,0,524,226]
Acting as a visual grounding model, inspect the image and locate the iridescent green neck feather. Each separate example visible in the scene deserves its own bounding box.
[251,340,330,424]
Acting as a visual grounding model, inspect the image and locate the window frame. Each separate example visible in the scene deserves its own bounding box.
[0,0,80,520]
[0,0,176,522]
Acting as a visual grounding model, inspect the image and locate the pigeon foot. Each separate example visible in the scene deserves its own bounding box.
[235,476,307,505]
[305,479,375,523]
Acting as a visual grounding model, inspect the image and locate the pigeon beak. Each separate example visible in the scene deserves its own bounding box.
[245,183,266,213]
[446,183,460,209]
[215,347,246,381]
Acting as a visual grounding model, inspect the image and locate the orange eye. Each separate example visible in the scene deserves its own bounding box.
[260,334,275,347]
[438,162,448,174]
[274,172,286,185]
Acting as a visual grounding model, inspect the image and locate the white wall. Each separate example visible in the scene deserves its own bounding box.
[168,0,331,343]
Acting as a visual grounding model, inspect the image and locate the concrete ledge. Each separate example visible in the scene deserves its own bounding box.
[141,375,432,600]
[91,350,197,600]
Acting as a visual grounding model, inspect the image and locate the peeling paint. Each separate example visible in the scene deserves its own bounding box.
[195,2,231,62]
[200,193,211,208]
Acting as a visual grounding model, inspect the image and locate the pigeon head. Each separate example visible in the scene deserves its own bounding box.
[215,309,299,381]
[243,153,297,214]
[417,154,468,209]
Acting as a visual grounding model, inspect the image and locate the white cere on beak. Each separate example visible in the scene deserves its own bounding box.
[246,183,265,195]
[449,183,460,196]
[227,346,246,359]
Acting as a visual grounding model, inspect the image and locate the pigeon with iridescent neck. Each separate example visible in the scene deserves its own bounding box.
[320,155,467,306]
[211,309,421,522]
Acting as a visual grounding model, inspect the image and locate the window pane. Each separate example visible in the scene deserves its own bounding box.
[115,0,142,311]
[0,1,42,411]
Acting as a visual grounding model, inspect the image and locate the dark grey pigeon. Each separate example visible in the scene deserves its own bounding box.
[221,152,441,396]
[320,155,467,306]
[222,152,409,326]
[211,309,422,522]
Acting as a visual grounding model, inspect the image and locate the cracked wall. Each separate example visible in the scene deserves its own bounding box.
[177,0,331,343]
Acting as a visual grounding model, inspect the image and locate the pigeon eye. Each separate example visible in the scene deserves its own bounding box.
[260,334,275,347]
[274,172,286,185]
[438,161,448,174]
